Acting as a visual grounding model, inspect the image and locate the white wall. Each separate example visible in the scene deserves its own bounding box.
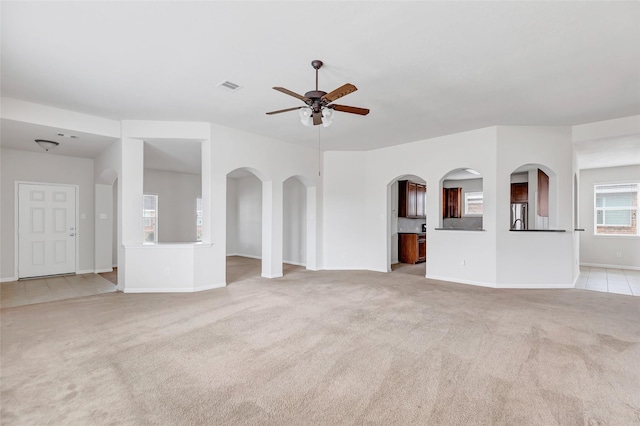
[579,165,640,269]
[496,126,574,287]
[283,177,307,265]
[323,151,369,269]
[226,178,238,254]
[94,184,113,272]
[1,149,95,279]
[112,180,118,266]
[143,169,201,243]
[321,127,498,284]
[93,138,121,272]
[226,174,262,258]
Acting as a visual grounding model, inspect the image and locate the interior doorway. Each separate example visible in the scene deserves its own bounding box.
[17,182,77,279]
[226,169,263,284]
[387,175,427,276]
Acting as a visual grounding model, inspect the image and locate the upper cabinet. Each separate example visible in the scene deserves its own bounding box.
[399,180,426,218]
[537,169,549,217]
[442,187,462,218]
[510,182,528,203]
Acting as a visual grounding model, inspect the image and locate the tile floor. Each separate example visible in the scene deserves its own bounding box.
[575,266,640,296]
[1,273,117,308]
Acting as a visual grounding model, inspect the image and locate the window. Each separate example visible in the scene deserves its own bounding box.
[143,194,158,242]
[196,197,203,241]
[594,183,638,236]
[465,191,483,216]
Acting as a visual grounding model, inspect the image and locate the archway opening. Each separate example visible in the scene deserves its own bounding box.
[387,174,427,276]
[226,168,264,283]
[440,168,484,230]
[509,164,557,230]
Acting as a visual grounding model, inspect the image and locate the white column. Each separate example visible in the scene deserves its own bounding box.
[118,137,144,289]
[261,180,283,278]
[305,185,318,270]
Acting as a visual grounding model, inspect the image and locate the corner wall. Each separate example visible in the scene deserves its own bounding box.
[496,126,574,287]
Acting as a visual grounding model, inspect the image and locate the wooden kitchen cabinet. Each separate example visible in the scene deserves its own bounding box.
[399,180,426,218]
[510,183,528,203]
[442,187,462,218]
[399,233,426,264]
[537,169,549,217]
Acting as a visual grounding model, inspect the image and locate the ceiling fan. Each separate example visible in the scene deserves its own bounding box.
[266,60,369,127]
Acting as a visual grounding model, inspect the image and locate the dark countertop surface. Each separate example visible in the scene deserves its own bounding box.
[509,229,566,232]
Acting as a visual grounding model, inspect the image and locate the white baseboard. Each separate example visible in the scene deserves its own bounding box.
[124,282,226,293]
[194,282,227,291]
[227,253,262,260]
[496,283,575,289]
[1,277,17,283]
[77,269,94,275]
[426,275,495,288]
[580,262,640,271]
[425,275,574,289]
[95,268,113,274]
[228,254,307,268]
[261,273,283,279]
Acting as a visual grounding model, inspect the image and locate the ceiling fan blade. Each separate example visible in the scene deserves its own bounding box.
[331,104,370,115]
[312,111,322,126]
[321,83,357,103]
[273,87,310,102]
[265,107,303,115]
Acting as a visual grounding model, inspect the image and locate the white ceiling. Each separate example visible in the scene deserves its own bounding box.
[0,118,117,158]
[1,1,639,168]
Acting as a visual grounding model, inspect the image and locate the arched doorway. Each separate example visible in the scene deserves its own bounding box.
[226,168,265,284]
[509,164,557,230]
[387,174,427,276]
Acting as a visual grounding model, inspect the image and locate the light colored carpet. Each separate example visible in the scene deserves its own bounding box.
[2,257,639,425]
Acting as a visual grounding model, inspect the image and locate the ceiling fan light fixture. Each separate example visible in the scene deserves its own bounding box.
[35,139,60,152]
[299,108,313,127]
[322,108,334,128]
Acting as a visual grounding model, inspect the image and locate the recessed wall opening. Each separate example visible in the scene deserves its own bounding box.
[509,164,557,230]
[143,139,203,243]
[226,168,263,284]
[387,174,427,276]
[439,168,483,230]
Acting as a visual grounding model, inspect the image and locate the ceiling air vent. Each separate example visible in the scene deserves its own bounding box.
[217,80,242,93]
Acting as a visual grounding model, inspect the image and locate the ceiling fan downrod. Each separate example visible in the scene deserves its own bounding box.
[311,60,323,91]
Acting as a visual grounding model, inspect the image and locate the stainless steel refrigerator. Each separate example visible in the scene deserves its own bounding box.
[510,203,528,230]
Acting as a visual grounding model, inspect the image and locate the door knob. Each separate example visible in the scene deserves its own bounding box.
[69,233,75,236]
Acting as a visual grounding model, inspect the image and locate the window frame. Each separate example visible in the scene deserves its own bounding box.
[593,183,638,237]
[143,193,159,243]
[464,191,484,217]
[196,197,203,242]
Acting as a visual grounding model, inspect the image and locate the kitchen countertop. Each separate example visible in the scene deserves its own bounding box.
[509,229,566,232]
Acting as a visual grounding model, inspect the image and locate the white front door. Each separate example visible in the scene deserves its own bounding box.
[18,183,77,278]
